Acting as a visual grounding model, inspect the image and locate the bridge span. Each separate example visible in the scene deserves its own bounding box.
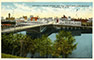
[1,22,92,33]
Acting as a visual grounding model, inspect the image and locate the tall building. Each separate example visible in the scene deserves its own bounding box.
[8,13,10,18]
[6,13,15,20]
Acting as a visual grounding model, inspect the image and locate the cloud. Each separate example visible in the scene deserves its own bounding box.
[1,2,93,19]
[14,3,32,11]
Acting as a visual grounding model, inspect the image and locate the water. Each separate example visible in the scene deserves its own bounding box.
[49,33,92,58]
[17,31,92,58]
[17,31,26,35]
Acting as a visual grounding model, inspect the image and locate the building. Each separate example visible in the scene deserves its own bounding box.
[6,13,15,20]
[87,18,92,23]
[54,17,58,23]
[1,17,4,20]
[30,15,33,18]
[30,17,38,21]
[23,16,28,22]
[1,17,5,21]
[68,16,71,20]
[48,17,53,21]
[23,16,27,20]
[59,20,81,26]
[72,18,88,23]
[15,17,26,23]
[61,15,67,21]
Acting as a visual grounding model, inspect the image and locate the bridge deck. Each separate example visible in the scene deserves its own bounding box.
[1,23,92,33]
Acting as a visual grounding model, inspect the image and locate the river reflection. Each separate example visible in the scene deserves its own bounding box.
[49,33,92,58]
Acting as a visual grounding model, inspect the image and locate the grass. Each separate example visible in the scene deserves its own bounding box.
[1,53,24,58]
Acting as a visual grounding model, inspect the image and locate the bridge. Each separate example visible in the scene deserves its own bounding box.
[1,21,92,34]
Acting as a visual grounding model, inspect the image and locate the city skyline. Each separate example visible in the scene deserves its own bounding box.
[1,2,93,19]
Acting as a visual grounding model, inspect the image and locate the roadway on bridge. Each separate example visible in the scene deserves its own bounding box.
[1,22,92,33]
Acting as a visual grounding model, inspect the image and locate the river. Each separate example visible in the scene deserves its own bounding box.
[49,33,92,58]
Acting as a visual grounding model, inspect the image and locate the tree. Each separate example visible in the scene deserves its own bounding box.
[38,35,53,57]
[11,33,32,57]
[2,33,32,57]
[29,35,53,58]
[2,31,77,58]
[2,33,14,54]
[52,31,77,58]
[2,33,53,58]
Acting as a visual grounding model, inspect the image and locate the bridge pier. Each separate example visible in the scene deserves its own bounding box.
[66,27,68,30]
[82,27,85,29]
[78,27,80,30]
[26,25,55,39]
[71,27,73,30]
[63,27,65,29]
[75,27,77,30]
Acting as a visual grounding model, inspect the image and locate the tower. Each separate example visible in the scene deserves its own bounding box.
[8,13,10,18]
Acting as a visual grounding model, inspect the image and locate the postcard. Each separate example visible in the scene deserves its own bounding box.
[0,0,93,59]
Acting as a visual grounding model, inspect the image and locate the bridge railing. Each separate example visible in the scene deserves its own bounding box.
[53,20,81,26]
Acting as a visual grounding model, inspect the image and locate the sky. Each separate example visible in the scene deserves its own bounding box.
[1,0,93,2]
[1,2,93,19]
